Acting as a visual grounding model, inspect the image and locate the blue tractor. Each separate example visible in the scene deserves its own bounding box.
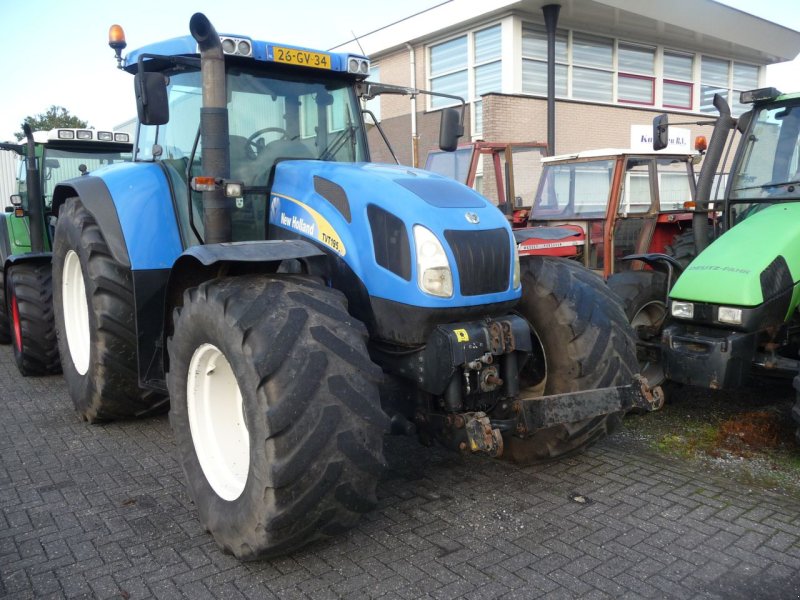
[51,14,655,559]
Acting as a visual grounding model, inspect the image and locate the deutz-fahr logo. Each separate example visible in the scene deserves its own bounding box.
[465,212,480,224]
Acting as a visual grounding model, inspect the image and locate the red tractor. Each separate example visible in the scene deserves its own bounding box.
[428,143,711,389]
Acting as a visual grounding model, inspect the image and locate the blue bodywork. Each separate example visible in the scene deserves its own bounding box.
[93,159,520,308]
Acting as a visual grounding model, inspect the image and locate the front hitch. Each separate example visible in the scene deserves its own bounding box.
[512,375,663,436]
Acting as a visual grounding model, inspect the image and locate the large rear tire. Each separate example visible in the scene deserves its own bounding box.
[52,197,168,422]
[508,256,638,463]
[7,262,60,375]
[167,275,389,559]
[0,270,12,345]
[607,270,668,389]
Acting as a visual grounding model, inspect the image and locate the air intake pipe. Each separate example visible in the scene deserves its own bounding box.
[189,13,231,244]
[693,93,735,253]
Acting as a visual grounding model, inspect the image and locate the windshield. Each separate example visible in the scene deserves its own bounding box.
[729,100,800,202]
[141,65,368,243]
[144,66,367,184]
[532,159,614,219]
[17,146,131,210]
[424,147,472,183]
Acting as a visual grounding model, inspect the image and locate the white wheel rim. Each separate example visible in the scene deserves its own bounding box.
[62,250,91,375]
[187,343,250,501]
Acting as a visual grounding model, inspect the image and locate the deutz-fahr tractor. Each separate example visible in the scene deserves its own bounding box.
[654,89,800,438]
[50,14,656,559]
[0,126,131,375]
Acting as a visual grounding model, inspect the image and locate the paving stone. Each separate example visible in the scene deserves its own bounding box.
[3,346,800,599]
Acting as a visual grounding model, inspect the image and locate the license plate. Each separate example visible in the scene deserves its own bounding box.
[272,46,331,69]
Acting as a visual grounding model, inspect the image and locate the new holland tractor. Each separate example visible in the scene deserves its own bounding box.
[0,126,131,375]
[49,14,656,559]
[648,89,800,437]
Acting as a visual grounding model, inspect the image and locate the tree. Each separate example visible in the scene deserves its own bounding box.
[15,106,89,141]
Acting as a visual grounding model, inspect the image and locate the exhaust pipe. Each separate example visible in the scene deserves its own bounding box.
[22,124,45,253]
[693,93,735,253]
[189,13,231,245]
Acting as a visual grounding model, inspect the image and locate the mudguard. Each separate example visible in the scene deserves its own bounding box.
[52,162,183,270]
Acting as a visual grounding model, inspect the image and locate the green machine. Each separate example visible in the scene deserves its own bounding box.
[0,127,131,374]
[657,88,800,435]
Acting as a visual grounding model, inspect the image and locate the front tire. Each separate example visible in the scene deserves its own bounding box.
[167,275,389,559]
[52,197,167,422]
[0,270,11,345]
[509,257,639,463]
[7,262,60,375]
[607,270,668,389]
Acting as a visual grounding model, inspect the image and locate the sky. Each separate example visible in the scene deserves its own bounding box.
[0,0,798,142]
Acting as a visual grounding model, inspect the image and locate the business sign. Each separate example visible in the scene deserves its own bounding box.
[630,124,691,152]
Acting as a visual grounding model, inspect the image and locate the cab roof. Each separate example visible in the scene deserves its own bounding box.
[542,148,698,163]
[123,34,370,78]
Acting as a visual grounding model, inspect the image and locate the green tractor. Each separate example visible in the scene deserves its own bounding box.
[0,127,131,374]
[651,88,800,435]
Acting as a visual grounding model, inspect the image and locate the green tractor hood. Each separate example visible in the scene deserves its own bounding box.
[670,203,800,312]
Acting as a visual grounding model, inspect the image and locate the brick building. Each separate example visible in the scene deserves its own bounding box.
[332,0,800,174]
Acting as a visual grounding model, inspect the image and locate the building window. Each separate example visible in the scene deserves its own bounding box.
[700,56,759,115]
[618,43,655,105]
[663,51,693,110]
[473,25,502,133]
[572,33,613,102]
[521,24,568,97]
[700,56,729,113]
[430,35,468,109]
[732,62,760,115]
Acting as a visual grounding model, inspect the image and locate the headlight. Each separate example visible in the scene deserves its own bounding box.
[413,225,453,298]
[718,306,742,325]
[512,243,521,289]
[671,301,694,319]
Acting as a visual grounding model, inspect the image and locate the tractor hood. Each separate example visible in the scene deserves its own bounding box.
[670,203,800,308]
[268,160,521,309]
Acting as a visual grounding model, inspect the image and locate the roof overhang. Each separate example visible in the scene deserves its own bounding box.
[332,0,800,65]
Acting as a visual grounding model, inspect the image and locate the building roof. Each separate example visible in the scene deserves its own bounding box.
[331,0,800,65]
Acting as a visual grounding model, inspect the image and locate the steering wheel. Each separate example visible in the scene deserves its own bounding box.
[246,127,286,156]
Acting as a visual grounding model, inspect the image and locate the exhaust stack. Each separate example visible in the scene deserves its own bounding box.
[693,93,735,253]
[189,13,231,245]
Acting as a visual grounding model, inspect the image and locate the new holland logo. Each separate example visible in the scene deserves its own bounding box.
[465,212,480,224]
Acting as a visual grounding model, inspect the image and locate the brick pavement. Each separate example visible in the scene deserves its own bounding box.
[1,345,799,599]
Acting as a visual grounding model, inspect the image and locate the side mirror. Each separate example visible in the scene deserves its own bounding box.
[652,113,669,150]
[44,158,60,169]
[134,71,169,126]
[439,107,463,152]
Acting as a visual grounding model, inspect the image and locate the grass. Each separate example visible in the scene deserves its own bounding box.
[620,380,800,497]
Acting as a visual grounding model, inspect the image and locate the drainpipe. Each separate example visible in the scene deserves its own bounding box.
[543,4,560,155]
[406,43,419,168]
[189,12,231,245]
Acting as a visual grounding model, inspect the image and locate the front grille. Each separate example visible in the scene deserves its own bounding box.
[444,228,510,296]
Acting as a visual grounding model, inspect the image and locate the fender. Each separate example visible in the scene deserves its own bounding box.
[52,175,131,268]
[619,252,684,289]
[136,239,327,391]
[53,163,184,271]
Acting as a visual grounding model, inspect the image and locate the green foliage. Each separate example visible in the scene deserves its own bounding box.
[15,106,89,141]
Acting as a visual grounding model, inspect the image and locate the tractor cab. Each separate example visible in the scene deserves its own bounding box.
[517,149,701,277]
